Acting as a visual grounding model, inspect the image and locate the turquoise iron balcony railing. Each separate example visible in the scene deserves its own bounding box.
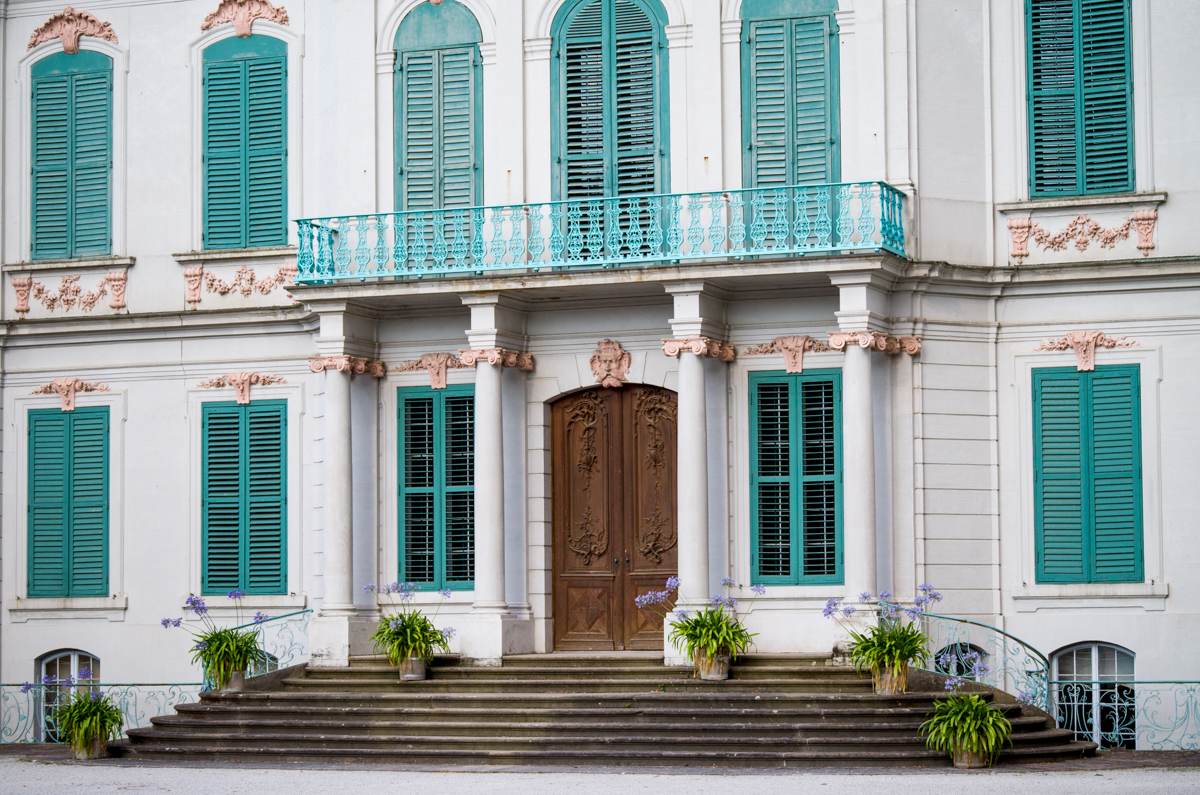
[294,181,905,284]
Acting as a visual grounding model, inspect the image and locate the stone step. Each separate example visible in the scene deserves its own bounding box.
[303,665,867,682]
[280,676,873,694]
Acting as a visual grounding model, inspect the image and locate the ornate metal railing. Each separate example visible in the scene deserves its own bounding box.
[1,683,202,743]
[237,608,313,679]
[294,181,906,283]
[1052,680,1200,750]
[918,611,1051,711]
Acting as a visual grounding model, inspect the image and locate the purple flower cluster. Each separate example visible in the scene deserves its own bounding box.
[253,611,269,624]
[20,682,33,694]
[185,595,208,617]
[1016,689,1039,707]
[821,598,856,618]
[78,667,93,681]
[444,627,457,639]
[665,576,681,590]
[750,583,767,596]
[720,577,736,588]
[438,588,453,599]
[675,609,691,620]
[227,589,247,601]
[365,582,419,603]
[634,589,674,609]
[913,583,943,612]
[710,594,737,609]
[42,674,58,686]
[161,617,182,629]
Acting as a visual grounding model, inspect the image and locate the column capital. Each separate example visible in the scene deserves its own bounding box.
[661,338,736,362]
[743,335,830,373]
[308,355,386,377]
[458,348,534,370]
[827,332,921,355]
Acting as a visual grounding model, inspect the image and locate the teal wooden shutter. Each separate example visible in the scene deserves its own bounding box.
[28,412,68,596]
[1034,366,1141,583]
[750,370,842,585]
[202,401,287,594]
[246,403,287,593]
[744,15,837,188]
[31,52,112,261]
[398,385,474,589]
[556,0,666,199]
[1027,0,1132,196]
[203,36,287,249]
[397,46,480,210]
[28,407,109,597]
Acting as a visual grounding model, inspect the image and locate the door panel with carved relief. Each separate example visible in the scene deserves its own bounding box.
[551,385,677,650]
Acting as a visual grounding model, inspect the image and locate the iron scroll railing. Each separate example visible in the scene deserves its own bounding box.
[0,683,202,744]
[293,181,906,283]
[1051,680,1200,750]
[236,608,313,679]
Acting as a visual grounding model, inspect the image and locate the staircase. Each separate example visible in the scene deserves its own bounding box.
[114,654,1095,768]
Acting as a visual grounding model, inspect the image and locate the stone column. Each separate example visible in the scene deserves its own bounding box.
[308,355,385,667]
[839,337,878,600]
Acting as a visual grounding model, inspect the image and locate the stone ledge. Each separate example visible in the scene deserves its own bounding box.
[1011,581,1168,612]
[3,256,135,274]
[996,192,1167,213]
[8,594,128,622]
[173,247,296,266]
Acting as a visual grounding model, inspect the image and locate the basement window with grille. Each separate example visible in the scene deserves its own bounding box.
[749,370,843,586]
[398,386,475,590]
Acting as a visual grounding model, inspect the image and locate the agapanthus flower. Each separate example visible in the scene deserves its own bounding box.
[227,589,247,601]
[1016,690,1038,706]
[841,606,856,617]
[944,677,964,692]
[78,667,92,680]
[389,619,404,631]
[192,641,208,651]
[750,583,767,596]
[937,651,955,670]
[972,660,990,679]
[634,594,650,609]
[185,595,208,616]
[858,592,873,603]
[42,675,57,686]
[665,576,681,591]
[444,627,457,639]
[161,617,174,628]
[20,682,33,694]
[91,689,105,700]
[878,591,893,601]
[439,588,452,599]
[822,598,841,618]
[720,577,736,588]
[675,610,691,620]
[253,611,269,624]
[364,584,378,594]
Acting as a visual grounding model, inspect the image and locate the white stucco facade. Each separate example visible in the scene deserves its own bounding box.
[0,0,1197,687]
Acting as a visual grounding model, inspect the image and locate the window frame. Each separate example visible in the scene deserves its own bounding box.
[397,384,476,591]
[748,368,843,586]
[1051,641,1136,748]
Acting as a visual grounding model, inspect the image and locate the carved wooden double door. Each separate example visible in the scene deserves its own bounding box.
[551,385,678,650]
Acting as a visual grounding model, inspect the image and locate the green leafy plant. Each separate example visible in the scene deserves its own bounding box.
[52,688,124,756]
[823,585,942,692]
[163,591,270,690]
[638,577,763,663]
[921,694,1013,765]
[366,582,455,665]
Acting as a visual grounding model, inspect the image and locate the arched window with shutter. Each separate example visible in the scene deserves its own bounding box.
[30,51,113,261]
[394,0,483,211]
[551,0,670,200]
[202,35,288,250]
[740,0,840,189]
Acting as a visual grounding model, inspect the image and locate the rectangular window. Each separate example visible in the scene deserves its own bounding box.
[202,401,287,594]
[203,37,288,249]
[749,370,842,585]
[743,15,839,188]
[398,385,475,590]
[31,51,113,261]
[28,406,109,597]
[1027,0,1133,196]
[1033,365,1142,583]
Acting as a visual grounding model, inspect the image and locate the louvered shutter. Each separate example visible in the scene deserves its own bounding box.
[747,21,788,188]
[1080,0,1133,193]
[246,58,287,246]
[1034,371,1088,581]
[28,412,68,596]
[203,60,248,249]
[399,51,437,210]
[202,405,243,592]
[31,76,72,260]
[439,48,477,208]
[1027,0,1132,196]
[800,379,839,577]
[246,403,286,593]
[792,18,835,185]
[559,0,663,199]
[67,409,109,596]
[400,395,436,583]
[1088,367,1141,582]
[443,394,475,585]
[752,380,792,579]
[70,72,112,256]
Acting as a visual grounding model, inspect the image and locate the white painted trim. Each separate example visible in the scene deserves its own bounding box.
[9,389,129,607]
[16,38,129,262]
[185,383,307,601]
[1012,581,1167,613]
[729,352,848,597]
[1010,344,1164,599]
[186,22,304,252]
[8,594,128,623]
[534,0,687,39]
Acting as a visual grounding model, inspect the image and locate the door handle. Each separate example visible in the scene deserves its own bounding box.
[613,557,619,572]
[625,555,631,572]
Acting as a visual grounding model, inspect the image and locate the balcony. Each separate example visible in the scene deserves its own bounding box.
[293,182,906,285]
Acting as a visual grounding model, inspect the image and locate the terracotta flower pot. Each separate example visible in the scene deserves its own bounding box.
[952,747,989,769]
[398,656,427,681]
[72,735,108,761]
[873,664,909,695]
[693,649,731,681]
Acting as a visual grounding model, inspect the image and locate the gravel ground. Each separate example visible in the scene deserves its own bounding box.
[2,756,1200,795]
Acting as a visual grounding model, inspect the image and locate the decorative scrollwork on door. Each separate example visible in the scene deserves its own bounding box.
[567,505,608,567]
[634,389,678,563]
[565,391,609,564]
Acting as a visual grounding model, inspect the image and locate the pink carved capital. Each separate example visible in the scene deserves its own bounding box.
[393,353,470,389]
[28,6,119,54]
[308,356,386,377]
[12,276,32,319]
[1132,209,1157,256]
[197,371,287,403]
[30,377,110,411]
[183,267,204,310]
[590,339,632,388]
[827,332,921,356]
[1035,330,1138,371]
[201,0,289,37]
[458,348,535,370]
[661,338,736,362]
[743,335,830,374]
[1007,217,1032,264]
[106,271,127,313]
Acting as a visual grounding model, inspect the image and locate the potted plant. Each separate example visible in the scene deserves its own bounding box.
[52,686,124,760]
[163,590,269,691]
[823,584,942,694]
[920,652,1013,768]
[638,577,763,680]
[366,582,456,681]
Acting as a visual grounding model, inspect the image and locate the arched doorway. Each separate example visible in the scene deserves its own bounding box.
[551,385,677,650]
